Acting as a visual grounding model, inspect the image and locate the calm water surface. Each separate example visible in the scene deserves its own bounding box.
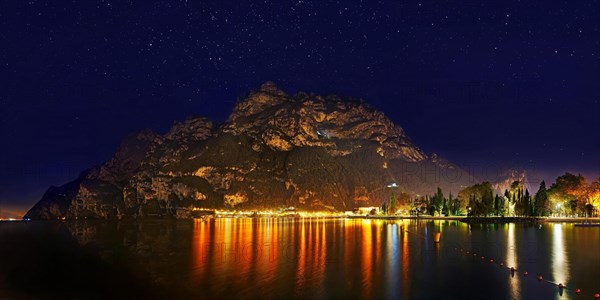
[0,218,599,299]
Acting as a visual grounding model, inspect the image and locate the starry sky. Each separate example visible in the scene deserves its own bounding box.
[1,0,599,217]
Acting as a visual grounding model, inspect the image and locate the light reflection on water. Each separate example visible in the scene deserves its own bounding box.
[507,223,521,299]
[187,218,598,299]
[551,223,570,299]
[2,219,597,299]
[385,223,399,299]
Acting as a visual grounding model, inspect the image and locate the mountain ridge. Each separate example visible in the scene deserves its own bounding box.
[25,82,474,220]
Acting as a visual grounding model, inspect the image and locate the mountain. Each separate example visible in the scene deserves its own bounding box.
[492,168,533,194]
[25,82,474,220]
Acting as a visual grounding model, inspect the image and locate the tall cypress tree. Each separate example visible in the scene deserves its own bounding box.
[435,187,444,214]
[524,189,531,216]
[448,192,456,215]
[487,189,494,216]
[389,192,397,215]
[494,194,500,216]
[512,193,519,216]
[519,188,523,202]
[534,181,549,216]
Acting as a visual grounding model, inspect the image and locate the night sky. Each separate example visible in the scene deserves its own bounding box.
[1,0,599,217]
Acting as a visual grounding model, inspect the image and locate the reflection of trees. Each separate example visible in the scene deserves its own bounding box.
[0,221,196,299]
[65,220,196,295]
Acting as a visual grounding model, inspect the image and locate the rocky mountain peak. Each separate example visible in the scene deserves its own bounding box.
[430,153,455,169]
[165,117,213,141]
[223,83,427,161]
[226,82,288,124]
[257,81,286,95]
[493,169,531,193]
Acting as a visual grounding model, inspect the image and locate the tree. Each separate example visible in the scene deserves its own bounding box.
[482,189,494,216]
[409,197,417,216]
[396,192,412,214]
[524,189,532,216]
[508,181,524,215]
[428,205,436,216]
[494,194,500,216]
[585,177,600,217]
[413,196,428,216]
[503,189,511,216]
[467,194,476,216]
[381,202,388,215]
[534,181,550,216]
[459,182,494,216]
[548,173,587,216]
[448,192,460,216]
[568,200,578,216]
[389,192,397,215]
[585,204,594,218]
[433,187,444,215]
[442,197,449,216]
[512,193,519,215]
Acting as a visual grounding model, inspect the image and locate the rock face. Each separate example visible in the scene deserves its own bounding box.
[492,169,532,194]
[25,82,473,220]
[222,82,426,161]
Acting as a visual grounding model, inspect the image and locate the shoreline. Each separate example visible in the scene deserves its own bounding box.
[345,216,600,223]
[7,216,600,224]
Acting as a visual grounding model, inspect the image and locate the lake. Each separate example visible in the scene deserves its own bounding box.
[0,218,599,299]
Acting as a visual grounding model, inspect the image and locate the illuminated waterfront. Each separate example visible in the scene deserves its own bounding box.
[1,218,599,299]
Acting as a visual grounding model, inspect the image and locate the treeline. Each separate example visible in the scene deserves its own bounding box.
[456,173,600,217]
[381,187,463,216]
[460,181,541,217]
[381,172,600,217]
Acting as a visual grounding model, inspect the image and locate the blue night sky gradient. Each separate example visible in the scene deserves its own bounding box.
[0,0,599,215]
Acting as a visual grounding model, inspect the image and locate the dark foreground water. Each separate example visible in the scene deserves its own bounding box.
[0,218,599,300]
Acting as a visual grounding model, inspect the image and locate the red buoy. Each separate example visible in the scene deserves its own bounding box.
[538,275,543,281]
[481,256,485,260]
[524,271,529,276]
[489,259,494,263]
[499,263,503,267]
[575,288,581,294]
[594,293,599,299]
